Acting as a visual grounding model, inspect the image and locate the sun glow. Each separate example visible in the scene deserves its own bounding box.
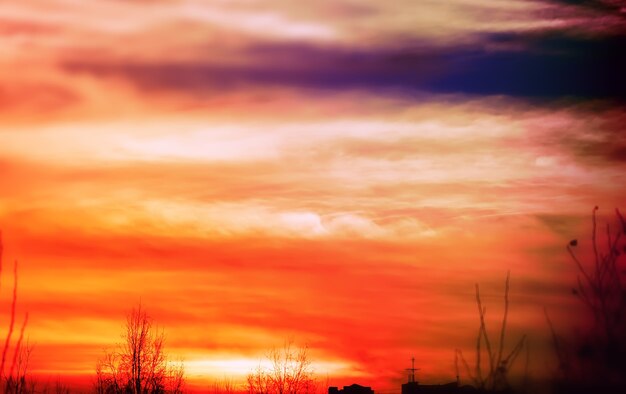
[183,357,356,379]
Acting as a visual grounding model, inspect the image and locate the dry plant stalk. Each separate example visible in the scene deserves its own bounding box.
[0,233,31,393]
[456,271,527,391]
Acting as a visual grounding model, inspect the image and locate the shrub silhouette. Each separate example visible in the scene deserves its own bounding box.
[547,207,626,393]
[95,304,185,394]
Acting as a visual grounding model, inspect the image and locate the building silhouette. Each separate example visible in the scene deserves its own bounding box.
[400,358,461,394]
[402,381,459,394]
[328,359,477,394]
[329,384,374,394]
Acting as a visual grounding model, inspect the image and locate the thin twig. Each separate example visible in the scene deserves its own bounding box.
[504,335,527,370]
[544,308,566,373]
[0,231,3,292]
[457,349,476,387]
[476,317,483,387]
[0,260,19,378]
[523,339,530,394]
[475,284,494,384]
[496,272,510,374]
[592,206,600,281]
[567,246,593,290]
[8,313,29,381]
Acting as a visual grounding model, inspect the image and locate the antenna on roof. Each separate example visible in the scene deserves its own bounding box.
[405,357,420,383]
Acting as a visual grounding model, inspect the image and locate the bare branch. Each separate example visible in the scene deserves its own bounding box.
[1,260,19,379]
[495,272,510,374]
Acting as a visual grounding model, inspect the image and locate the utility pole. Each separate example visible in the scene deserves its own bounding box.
[405,357,420,384]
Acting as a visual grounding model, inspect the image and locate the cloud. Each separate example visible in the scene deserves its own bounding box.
[60,29,626,101]
[519,104,626,165]
[3,0,624,112]
[562,110,626,163]
[550,0,626,17]
[535,213,583,236]
[0,80,79,116]
[61,46,442,95]
[2,98,624,241]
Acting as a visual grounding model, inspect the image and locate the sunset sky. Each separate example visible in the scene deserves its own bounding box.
[0,0,625,392]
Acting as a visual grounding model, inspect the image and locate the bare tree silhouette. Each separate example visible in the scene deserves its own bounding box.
[456,272,528,392]
[547,207,626,393]
[95,304,185,394]
[247,340,316,394]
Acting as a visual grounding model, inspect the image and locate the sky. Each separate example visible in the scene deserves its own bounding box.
[0,0,625,392]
